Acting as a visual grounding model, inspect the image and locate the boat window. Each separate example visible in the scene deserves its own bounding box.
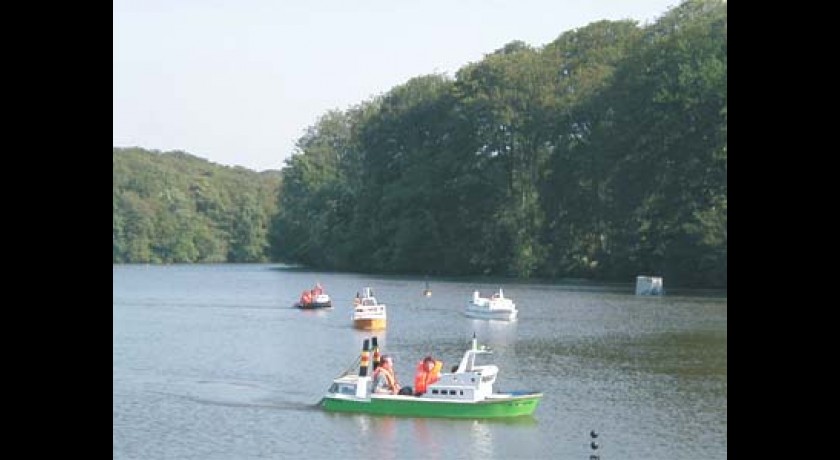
[448,390,457,395]
[328,383,338,393]
[338,384,356,395]
[482,375,493,383]
[459,390,464,395]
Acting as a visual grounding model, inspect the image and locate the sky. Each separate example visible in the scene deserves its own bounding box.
[114,0,678,172]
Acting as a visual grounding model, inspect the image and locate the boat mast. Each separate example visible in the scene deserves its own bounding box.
[456,333,478,372]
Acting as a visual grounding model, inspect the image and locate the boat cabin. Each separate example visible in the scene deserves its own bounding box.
[326,337,499,403]
[327,374,372,399]
[422,344,498,401]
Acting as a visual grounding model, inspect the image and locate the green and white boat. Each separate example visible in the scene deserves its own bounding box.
[320,335,542,419]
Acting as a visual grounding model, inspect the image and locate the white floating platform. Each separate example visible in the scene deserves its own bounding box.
[635,276,663,295]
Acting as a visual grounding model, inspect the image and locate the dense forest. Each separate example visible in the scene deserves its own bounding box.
[113,147,281,263]
[114,0,726,288]
[272,0,726,287]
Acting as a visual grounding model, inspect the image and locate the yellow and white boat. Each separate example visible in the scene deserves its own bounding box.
[352,287,386,330]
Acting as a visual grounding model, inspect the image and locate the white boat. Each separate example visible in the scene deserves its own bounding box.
[465,288,518,321]
[353,287,386,330]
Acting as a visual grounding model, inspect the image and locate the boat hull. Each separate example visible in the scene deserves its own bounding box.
[353,318,386,330]
[464,307,517,321]
[321,392,541,418]
[295,301,332,309]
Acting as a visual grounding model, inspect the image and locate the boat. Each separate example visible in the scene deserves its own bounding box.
[294,283,332,309]
[352,287,386,330]
[465,288,518,321]
[320,334,542,419]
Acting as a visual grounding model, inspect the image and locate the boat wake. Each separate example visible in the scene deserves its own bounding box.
[151,390,322,412]
[147,378,323,413]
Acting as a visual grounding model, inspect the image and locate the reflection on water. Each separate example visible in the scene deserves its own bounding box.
[468,419,494,457]
[411,419,437,455]
[353,413,371,437]
[370,416,398,443]
[114,264,726,460]
[466,318,518,348]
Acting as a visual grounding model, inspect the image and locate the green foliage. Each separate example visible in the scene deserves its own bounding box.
[557,0,727,286]
[271,0,726,288]
[113,147,281,263]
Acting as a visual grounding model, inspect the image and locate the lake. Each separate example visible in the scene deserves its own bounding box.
[113,264,727,459]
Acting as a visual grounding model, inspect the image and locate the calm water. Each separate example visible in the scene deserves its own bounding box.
[113,264,727,459]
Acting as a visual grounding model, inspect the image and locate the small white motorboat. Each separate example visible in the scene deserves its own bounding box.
[465,288,518,321]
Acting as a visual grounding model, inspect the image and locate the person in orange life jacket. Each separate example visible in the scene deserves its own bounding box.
[413,356,443,396]
[372,355,401,394]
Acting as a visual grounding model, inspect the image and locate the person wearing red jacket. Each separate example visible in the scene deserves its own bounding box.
[413,356,442,396]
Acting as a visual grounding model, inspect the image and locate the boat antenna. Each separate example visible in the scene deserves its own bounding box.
[456,333,478,373]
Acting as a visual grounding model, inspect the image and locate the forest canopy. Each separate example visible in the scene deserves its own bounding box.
[113,147,281,263]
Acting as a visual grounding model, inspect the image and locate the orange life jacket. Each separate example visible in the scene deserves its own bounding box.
[373,366,397,392]
[413,360,442,394]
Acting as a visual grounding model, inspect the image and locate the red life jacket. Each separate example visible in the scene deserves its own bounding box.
[413,360,442,394]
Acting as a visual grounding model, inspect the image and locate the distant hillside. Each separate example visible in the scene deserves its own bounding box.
[113,147,282,263]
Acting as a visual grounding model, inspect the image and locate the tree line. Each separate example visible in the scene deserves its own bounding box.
[113,147,281,263]
[114,0,726,288]
[271,0,726,287]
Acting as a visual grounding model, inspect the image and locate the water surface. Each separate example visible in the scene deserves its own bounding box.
[113,264,726,459]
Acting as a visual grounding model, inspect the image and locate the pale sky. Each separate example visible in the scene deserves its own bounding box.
[114,0,677,172]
